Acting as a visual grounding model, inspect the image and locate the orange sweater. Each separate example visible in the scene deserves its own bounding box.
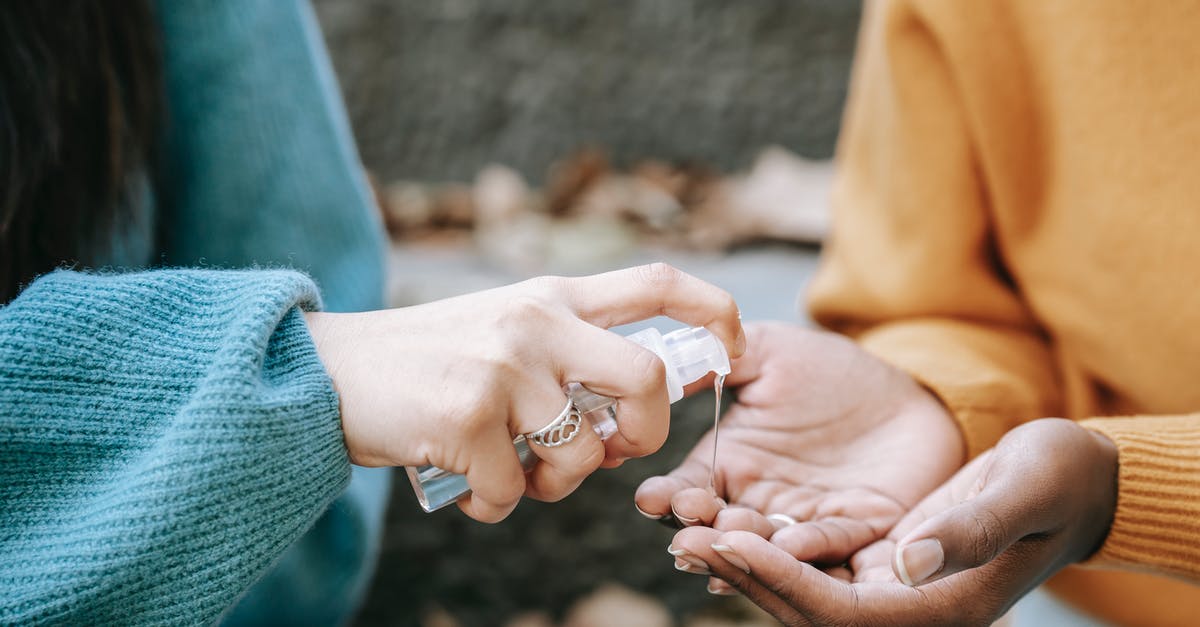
[808,2,1200,625]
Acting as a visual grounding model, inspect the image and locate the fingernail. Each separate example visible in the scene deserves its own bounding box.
[895,538,944,586]
[672,506,700,525]
[766,513,797,529]
[707,580,738,596]
[634,502,661,520]
[711,544,751,574]
[669,544,713,573]
[673,555,712,575]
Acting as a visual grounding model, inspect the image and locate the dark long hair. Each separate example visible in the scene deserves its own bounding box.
[0,0,162,303]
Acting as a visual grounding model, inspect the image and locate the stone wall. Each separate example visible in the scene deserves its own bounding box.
[314,0,861,183]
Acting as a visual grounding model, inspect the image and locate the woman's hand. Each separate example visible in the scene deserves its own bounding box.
[305,263,743,523]
[636,322,964,591]
[663,418,1118,626]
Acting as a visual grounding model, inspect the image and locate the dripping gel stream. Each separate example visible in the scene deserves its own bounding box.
[709,373,725,496]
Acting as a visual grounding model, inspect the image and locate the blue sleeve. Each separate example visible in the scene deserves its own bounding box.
[0,270,349,624]
[153,2,394,623]
[155,0,387,314]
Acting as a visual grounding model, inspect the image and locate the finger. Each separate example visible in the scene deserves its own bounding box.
[551,319,671,459]
[706,578,737,596]
[700,530,864,626]
[514,393,608,503]
[668,527,812,625]
[670,487,725,527]
[712,506,779,539]
[770,516,884,566]
[710,531,937,626]
[725,530,1035,625]
[559,263,745,358]
[716,321,772,388]
[849,539,901,583]
[634,456,712,518]
[892,455,1044,587]
[457,421,527,523]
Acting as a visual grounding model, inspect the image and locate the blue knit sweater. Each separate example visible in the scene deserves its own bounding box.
[1,1,390,624]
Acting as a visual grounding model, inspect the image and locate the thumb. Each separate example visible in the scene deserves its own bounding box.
[892,460,1046,587]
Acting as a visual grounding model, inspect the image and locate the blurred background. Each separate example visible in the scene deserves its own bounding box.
[312,1,862,625]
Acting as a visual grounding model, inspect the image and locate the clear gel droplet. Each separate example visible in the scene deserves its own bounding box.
[709,373,725,496]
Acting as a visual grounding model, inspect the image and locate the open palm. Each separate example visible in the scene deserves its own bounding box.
[662,419,1119,625]
[635,321,964,571]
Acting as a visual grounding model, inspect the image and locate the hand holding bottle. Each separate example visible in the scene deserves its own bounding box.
[409,323,733,513]
[305,264,744,523]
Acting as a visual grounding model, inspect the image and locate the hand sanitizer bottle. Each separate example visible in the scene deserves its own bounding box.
[406,325,732,512]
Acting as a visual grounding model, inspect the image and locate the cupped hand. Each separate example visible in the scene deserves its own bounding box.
[664,418,1118,626]
[305,263,743,523]
[636,322,964,580]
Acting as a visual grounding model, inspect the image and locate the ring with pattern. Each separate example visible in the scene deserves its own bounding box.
[525,399,583,447]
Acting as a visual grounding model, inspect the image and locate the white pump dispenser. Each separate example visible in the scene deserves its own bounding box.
[407,325,731,512]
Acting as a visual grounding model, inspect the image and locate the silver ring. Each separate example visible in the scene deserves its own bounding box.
[524,398,582,447]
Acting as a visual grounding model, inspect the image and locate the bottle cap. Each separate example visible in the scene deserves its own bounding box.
[662,325,731,387]
[627,326,730,402]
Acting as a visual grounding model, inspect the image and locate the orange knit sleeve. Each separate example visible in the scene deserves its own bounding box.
[1078,415,1200,583]
[807,0,1060,458]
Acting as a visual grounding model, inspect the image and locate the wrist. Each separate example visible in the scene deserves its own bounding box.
[303,311,342,387]
[1078,425,1119,561]
[304,311,351,443]
[908,380,968,469]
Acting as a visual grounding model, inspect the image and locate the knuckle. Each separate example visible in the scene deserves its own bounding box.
[716,289,738,318]
[478,349,524,388]
[970,508,1008,565]
[522,275,568,301]
[636,262,683,288]
[484,473,526,508]
[494,296,566,355]
[445,386,496,436]
[503,293,556,325]
[460,378,516,431]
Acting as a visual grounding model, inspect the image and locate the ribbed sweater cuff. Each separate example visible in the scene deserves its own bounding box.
[1079,415,1200,581]
[0,268,352,624]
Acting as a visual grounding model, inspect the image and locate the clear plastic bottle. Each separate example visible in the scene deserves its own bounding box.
[406,325,732,512]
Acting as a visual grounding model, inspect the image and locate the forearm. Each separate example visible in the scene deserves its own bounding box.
[808,0,1059,458]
